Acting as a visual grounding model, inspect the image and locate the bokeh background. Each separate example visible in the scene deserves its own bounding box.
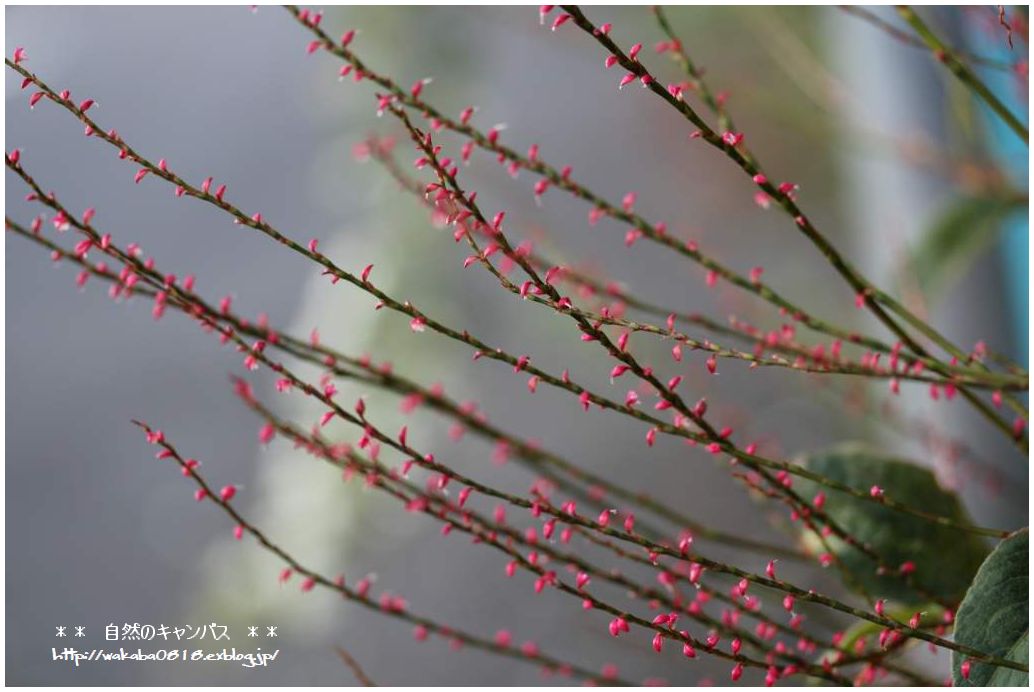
[5,5,1028,685]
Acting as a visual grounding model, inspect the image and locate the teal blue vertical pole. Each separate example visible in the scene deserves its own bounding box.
[967,15,1028,365]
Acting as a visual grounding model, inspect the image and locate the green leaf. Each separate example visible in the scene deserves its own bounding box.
[796,443,989,605]
[838,603,946,653]
[807,604,946,685]
[988,632,1028,686]
[953,529,1028,687]
[910,194,1024,299]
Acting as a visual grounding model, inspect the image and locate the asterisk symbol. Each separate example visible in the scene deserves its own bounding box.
[247,626,258,638]
[266,626,278,638]
[55,626,66,637]
[74,626,86,637]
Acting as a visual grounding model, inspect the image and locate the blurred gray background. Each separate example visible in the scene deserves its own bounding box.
[6,5,1028,685]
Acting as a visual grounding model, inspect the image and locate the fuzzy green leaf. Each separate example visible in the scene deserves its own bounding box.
[953,530,1028,687]
[910,194,1024,299]
[797,443,989,605]
[987,632,1028,686]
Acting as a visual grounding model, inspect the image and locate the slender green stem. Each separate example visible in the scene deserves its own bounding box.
[896,5,1028,145]
[841,6,1018,72]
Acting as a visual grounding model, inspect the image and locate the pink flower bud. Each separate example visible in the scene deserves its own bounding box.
[551,13,570,31]
[813,492,825,510]
[607,617,629,637]
[610,363,630,379]
[722,131,744,147]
